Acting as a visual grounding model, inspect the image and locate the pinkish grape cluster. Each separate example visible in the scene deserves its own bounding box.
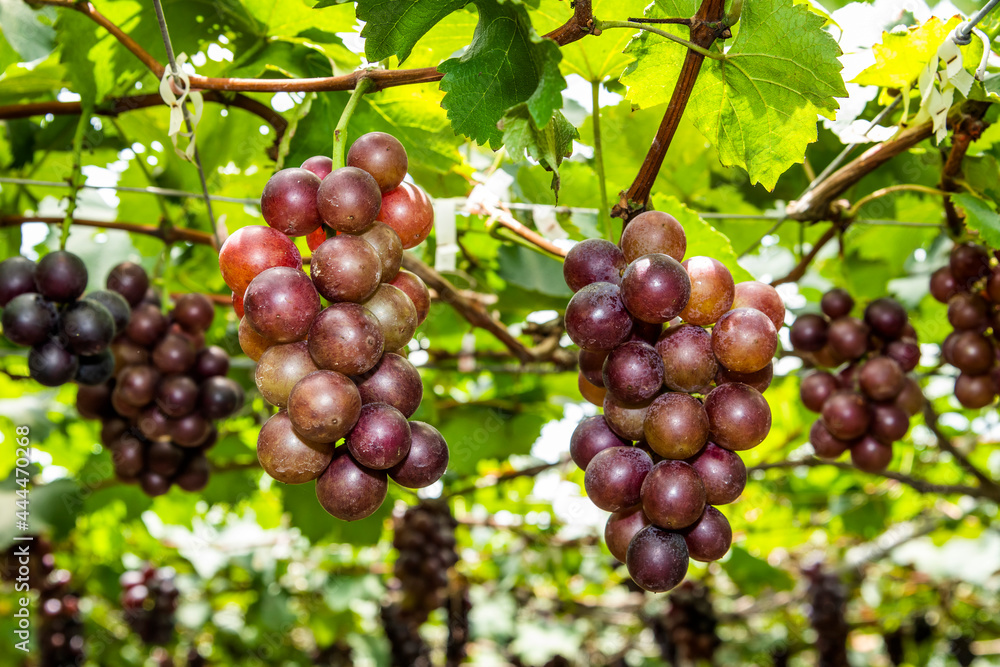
[120,564,179,645]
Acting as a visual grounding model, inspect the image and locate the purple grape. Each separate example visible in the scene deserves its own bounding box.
[864,297,907,339]
[850,435,893,473]
[625,526,689,593]
[620,254,692,324]
[789,314,828,352]
[387,421,449,488]
[565,282,633,351]
[809,419,852,459]
[563,239,626,292]
[316,447,387,521]
[655,323,717,393]
[345,403,411,470]
[800,371,838,412]
[639,460,706,530]
[583,446,652,512]
[821,391,870,440]
[0,257,37,306]
[686,442,746,505]
[820,288,854,319]
[602,341,664,405]
[570,415,630,470]
[2,293,56,346]
[605,505,650,563]
[703,383,771,451]
[643,393,709,460]
[682,506,732,562]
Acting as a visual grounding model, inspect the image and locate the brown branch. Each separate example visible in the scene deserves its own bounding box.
[611,0,727,222]
[922,403,1000,500]
[401,253,536,364]
[446,454,573,498]
[33,0,594,94]
[770,223,839,286]
[1,215,216,247]
[491,215,567,258]
[170,292,230,306]
[939,104,990,236]
[750,457,992,499]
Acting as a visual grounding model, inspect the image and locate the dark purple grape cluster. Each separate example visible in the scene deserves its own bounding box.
[120,564,179,645]
[446,582,471,667]
[804,563,850,667]
[649,581,720,663]
[564,211,783,592]
[224,135,446,522]
[39,568,85,667]
[791,288,922,473]
[381,602,431,667]
[75,262,243,497]
[931,242,1000,408]
[0,251,132,387]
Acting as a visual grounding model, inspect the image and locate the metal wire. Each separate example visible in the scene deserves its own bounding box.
[152,0,221,248]
[952,0,1000,45]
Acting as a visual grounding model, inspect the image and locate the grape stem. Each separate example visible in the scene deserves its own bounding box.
[845,184,953,219]
[61,107,91,250]
[332,76,375,169]
[939,107,990,237]
[594,20,725,60]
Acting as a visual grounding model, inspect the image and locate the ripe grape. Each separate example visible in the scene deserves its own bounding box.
[194,345,229,379]
[107,261,149,306]
[820,288,853,319]
[28,341,79,386]
[570,415,630,470]
[563,239,626,291]
[686,442,746,505]
[347,131,408,193]
[949,242,991,287]
[621,254,692,324]
[809,419,851,459]
[316,447,388,520]
[703,383,771,451]
[311,234,383,303]
[0,256,37,306]
[715,362,773,393]
[827,317,870,361]
[117,365,160,407]
[732,281,785,330]
[356,222,404,281]
[954,373,996,409]
[643,393,709,460]
[626,526,689,593]
[565,282,633,351]
[147,439,185,476]
[137,406,171,440]
[864,297,907,339]
[363,283,418,352]
[583,446,652,512]
[929,266,959,303]
[172,293,214,333]
[218,225,302,295]
[821,391,870,440]
[2,293,56,346]
[260,167,323,236]
[126,303,168,346]
[870,403,908,443]
[151,333,196,375]
[84,290,131,334]
[156,375,199,418]
[231,290,245,318]
[800,371,838,412]
[76,384,113,419]
[75,350,115,386]
[307,303,384,375]
[682,506,732,562]
[244,267,320,343]
[858,357,904,401]
[198,376,244,419]
[346,403,411,469]
[388,271,430,326]
[377,182,434,249]
[629,319,663,345]
[257,410,335,484]
[578,348,608,387]
[619,211,686,263]
[605,505,650,563]
[170,413,212,447]
[238,316,272,361]
[353,352,423,417]
[387,421,449,488]
[947,292,989,331]
[711,308,777,373]
[603,393,651,441]
[640,460,706,529]
[35,251,87,302]
[895,377,924,416]
[850,435,893,473]
[175,456,210,491]
[300,155,334,179]
[287,370,362,443]
[578,372,607,406]
[886,337,920,372]
[255,341,318,407]
[317,166,382,233]
[602,341,664,404]
[789,313,828,352]
[950,331,995,375]
[678,256,734,326]
[656,323,717,393]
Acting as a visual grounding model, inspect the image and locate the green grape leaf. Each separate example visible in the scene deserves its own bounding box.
[439,0,566,149]
[401,7,479,68]
[852,17,957,88]
[952,192,1000,248]
[55,10,103,104]
[497,244,572,298]
[347,0,469,62]
[651,194,754,282]
[621,0,846,189]
[722,545,795,595]
[244,0,356,41]
[0,0,56,62]
[501,105,577,192]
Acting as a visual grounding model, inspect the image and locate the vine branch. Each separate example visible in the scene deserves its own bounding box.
[445,454,572,499]
[61,108,90,249]
[922,403,1000,499]
[770,224,839,286]
[1,215,215,245]
[939,104,990,236]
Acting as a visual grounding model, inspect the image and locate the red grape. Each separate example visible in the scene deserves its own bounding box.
[678,256,734,326]
[584,446,652,512]
[789,313,828,352]
[947,293,989,331]
[374,182,433,249]
[347,132,408,193]
[732,281,785,330]
[821,391,870,440]
[28,341,78,386]
[800,371,838,412]
[388,271,430,326]
[955,373,996,409]
[603,393,651,441]
[363,284,418,352]
[640,460,706,529]
[194,345,230,379]
[703,383,771,451]
[300,155,334,179]
[565,282,633,351]
[578,372,607,406]
[895,377,924,416]
[387,421,449,488]
[84,290,131,335]
[850,435,893,473]
[287,370,362,443]
[238,316,272,361]
[621,254,692,324]
[35,251,87,302]
[172,293,215,333]
[356,222,403,281]
[311,234,383,303]
[715,362,773,394]
[257,410,336,483]
[124,303,169,348]
[870,403,909,443]
[317,166,382,233]
[625,526,689,593]
[929,266,959,303]
[864,297,907,339]
[827,317,870,361]
[711,308,777,373]
[254,341,318,408]
[2,293,56,346]
[260,167,323,236]
[950,242,991,287]
[656,323,717,393]
[107,261,149,307]
[308,303,385,375]
[219,225,302,295]
[602,341,664,404]
[820,288,853,319]
[570,415,630,470]
[316,447,388,521]
[353,352,423,417]
[619,211,686,263]
[0,257,37,306]
[605,505,650,563]
[345,403,411,470]
[643,393,709,460]
[950,331,995,375]
[858,357,904,401]
[682,506,731,562]
[686,442,746,505]
[563,239,626,292]
[156,375,199,418]
[809,419,852,459]
[886,337,920,372]
[244,267,320,343]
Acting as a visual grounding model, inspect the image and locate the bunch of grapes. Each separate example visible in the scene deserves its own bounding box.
[0,250,134,387]
[649,581,720,663]
[74,262,243,496]
[446,581,471,667]
[219,132,446,521]
[120,564,179,645]
[804,563,850,667]
[39,568,85,667]
[930,241,1000,408]
[790,288,922,473]
[381,602,431,667]
[564,210,783,592]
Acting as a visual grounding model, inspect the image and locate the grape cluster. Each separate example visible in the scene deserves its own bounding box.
[564,211,782,592]
[220,132,446,521]
[791,289,922,473]
[75,262,243,496]
[884,614,938,666]
[39,568,85,667]
[931,241,1000,408]
[804,563,850,667]
[381,602,431,667]
[446,581,471,667]
[0,250,132,387]
[649,581,720,663]
[120,564,179,645]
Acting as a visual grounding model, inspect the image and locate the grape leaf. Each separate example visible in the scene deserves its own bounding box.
[439,0,566,149]
[345,0,469,63]
[0,0,56,63]
[852,17,958,88]
[400,7,479,68]
[243,0,356,41]
[952,192,1000,248]
[621,0,846,189]
[501,105,577,192]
